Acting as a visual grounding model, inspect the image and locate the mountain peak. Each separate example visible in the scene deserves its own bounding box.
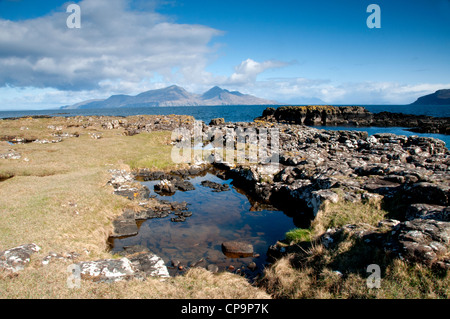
[202,86,229,99]
[61,85,280,109]
[166,85,186,91]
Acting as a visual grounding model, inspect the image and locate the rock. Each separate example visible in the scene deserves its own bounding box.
[247,262,257,271]
[182,211,193,217]
[171,216,186,223]
[77,252,169,283]
[0,150,21,159]
[108,169,134,186]
[77,258,135,283]
[0,243,41,272]
[201,180,230,192]
[113,183,150,200]
[42,251,80,265]
[174,180,195,192]
[256,106,450,135]
[128,252,170,278]
[401,182,449,206]
[395,219,450,269]
[207,264,219,273]
[310,189,339,216]
[222,241,254,258]
[188,165,206,176]
[209,118,225,126]
[363,177,401,196]
[154,179,176,194]
[406,204,450,222]
[170,201,189,211]
[377,219,401,228]
[90,132,102,139]
[110,218,138,238]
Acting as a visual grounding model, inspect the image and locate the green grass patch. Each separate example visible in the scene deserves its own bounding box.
[285,228,312,244]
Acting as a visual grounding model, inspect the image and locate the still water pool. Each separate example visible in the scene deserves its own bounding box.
[109,173,296,278]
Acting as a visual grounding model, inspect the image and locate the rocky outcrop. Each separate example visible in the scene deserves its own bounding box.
[395,219,450,269]
[204,122,448,221]
[411,89,450,106]
[256,105,450,135]
[76,249,169,283]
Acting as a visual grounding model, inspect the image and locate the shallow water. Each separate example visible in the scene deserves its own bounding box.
[109,173,296,278]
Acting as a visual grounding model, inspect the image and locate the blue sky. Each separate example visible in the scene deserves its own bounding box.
[0,0,449,109]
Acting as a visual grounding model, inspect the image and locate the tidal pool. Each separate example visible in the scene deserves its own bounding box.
[109,172,296,278]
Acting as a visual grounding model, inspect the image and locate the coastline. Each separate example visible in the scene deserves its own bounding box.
[0,111,449,298]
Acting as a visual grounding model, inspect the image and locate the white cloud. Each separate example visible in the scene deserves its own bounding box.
[0,0,223,91]
[228,59,288,85]
[237,78,450,105]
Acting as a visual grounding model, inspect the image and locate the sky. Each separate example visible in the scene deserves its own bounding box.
[0,0,449,110]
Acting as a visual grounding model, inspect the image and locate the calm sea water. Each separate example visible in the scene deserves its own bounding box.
[1,104,449,145]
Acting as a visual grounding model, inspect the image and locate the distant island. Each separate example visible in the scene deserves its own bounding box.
[61,85,280,109]
[411,89,450,105]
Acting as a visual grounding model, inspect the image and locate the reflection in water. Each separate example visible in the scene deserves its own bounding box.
[110,173,296,278]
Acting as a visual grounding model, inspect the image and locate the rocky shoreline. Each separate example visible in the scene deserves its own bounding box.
[203,118,450,270]
[256,105,450,135]
[1,111,449,285]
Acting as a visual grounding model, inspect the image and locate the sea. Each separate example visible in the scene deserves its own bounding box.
[1,104,449,145]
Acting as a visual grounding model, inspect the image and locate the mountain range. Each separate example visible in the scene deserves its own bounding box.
[61,85,279,109]
[411,89,450,105]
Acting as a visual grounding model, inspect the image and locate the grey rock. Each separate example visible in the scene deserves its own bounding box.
[406,203,450,222]
[110,218,138,238]
[201,180,230,192]
[154,179,176,194]
[209,118,225,126]
[0,243,41,272]
[396,219,450,268]
[401,182,449,206]
[77,252,169,283]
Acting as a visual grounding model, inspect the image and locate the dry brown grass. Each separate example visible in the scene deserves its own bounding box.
[0,260,269,299]
[262,253,450,299]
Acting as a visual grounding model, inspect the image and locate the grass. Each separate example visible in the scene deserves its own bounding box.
[310,188,387,235]
[0,116,269,299]
[0,261,269,299]
[285,228,312,244]
[261,187,449,299]
[261,251,450,299]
